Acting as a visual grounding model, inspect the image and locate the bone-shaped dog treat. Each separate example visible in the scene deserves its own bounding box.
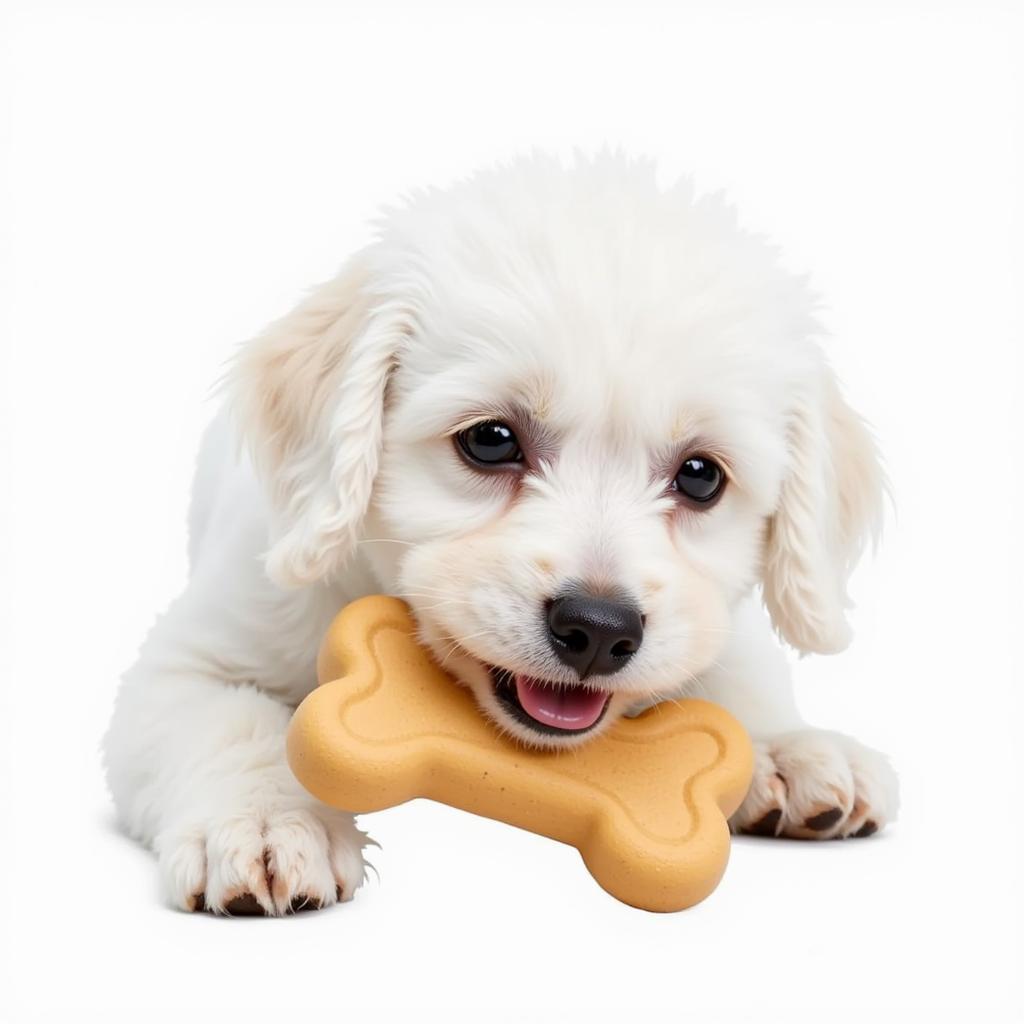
[286,596,753,912]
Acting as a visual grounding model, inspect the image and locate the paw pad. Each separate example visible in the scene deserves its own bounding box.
[743,808,782,837]
[803,806,844,832]
[222,892,267,916]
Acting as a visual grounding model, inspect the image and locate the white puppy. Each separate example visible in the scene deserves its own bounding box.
[104,154,899,915]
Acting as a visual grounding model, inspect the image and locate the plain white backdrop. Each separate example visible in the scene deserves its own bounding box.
[2,1,1022,1021]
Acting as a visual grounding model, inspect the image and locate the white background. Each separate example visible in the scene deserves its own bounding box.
[2,1,1022,1021]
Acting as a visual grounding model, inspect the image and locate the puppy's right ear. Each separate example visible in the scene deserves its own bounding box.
[229,253,410,587]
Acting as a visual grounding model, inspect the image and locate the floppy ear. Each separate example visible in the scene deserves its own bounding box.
[762,365,885,654]
[229,253,409,587]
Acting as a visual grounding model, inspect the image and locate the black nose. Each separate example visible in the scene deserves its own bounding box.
[546,594,644,679]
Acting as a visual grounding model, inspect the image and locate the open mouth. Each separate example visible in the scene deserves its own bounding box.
[490,668,611,736]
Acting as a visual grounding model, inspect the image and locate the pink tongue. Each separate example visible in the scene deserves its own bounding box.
[514,675,608,730]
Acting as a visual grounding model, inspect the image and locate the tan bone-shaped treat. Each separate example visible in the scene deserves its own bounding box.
[286,596,754,912]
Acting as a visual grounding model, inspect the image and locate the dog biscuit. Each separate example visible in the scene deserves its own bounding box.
[286,596,753,912]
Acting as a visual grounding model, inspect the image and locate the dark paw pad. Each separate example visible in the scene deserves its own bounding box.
[804,807,844,832]
[743,807,782,837]
[222,893,266,916]
[288,894,324,913]
[853,819,879,838]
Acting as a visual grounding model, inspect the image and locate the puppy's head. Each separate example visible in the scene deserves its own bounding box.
[233,155,883,748]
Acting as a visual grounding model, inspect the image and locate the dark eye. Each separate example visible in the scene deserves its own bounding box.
[457,420,523,465]
[673,456,725,504]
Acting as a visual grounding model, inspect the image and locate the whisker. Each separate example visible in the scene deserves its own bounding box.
[402,597,474,612]
[399,595,475,609]
[436,630,495,668]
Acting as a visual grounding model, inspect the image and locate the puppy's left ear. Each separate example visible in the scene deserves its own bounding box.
[762,364,885,654]
[229,253,410,587]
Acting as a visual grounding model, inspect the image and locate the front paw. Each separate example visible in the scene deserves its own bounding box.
[730,729,898,840]
[156,803,371,916]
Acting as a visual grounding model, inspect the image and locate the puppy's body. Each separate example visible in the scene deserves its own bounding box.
[105,156,898,914]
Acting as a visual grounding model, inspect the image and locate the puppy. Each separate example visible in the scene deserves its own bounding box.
[104,154,899,915]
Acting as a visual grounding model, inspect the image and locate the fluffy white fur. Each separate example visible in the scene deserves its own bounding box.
[104,154,899,915]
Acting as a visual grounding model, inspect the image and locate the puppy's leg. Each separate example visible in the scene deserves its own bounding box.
[104,610,370,915]
[701,597,899,840]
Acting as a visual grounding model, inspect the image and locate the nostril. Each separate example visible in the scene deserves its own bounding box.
[609,639,637,658]
[555,628,590,654]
